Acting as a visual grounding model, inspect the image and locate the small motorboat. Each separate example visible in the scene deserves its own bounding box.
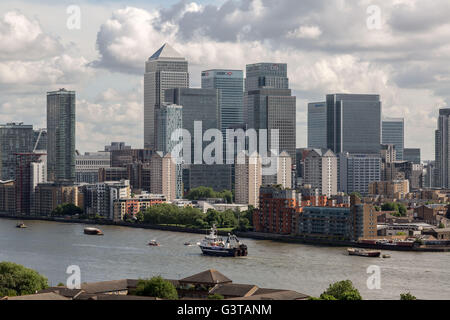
[16,222,27,229]
[382,254,391,259]
[84,227,103,236]
[148,240,160,247]
[347,248,381,258]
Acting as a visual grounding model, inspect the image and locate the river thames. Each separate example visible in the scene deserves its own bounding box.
[1,219,449,300]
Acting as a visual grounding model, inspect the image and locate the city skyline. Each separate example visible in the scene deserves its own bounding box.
[0,1,447,160]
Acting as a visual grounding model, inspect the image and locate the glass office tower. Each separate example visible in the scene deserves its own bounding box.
[164,88,220,164]
[245,63,296,164]
[382,117,405,161]
[0,123,34,180]
[326,94,382,155]
[156,104,183,198]
[144,43,189,150]
[47,88,76,183]
[201,69,244,136]
[308,102,327,149]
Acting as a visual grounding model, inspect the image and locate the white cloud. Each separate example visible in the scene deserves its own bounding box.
[287,25,322,39]
[1,1,449,159]
[0,11,63,60]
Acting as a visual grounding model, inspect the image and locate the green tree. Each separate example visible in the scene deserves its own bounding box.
[320,280,362,301]
[186,187,234,204]
[135,211,144,223]
[0,262,48,297]
[134,276,178,300]
[51,203,83,217]
[439,222,446,229]
[381,202,407,217]
[400,292,417,300]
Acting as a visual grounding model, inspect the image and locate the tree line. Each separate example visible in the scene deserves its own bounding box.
[125,203,255,232]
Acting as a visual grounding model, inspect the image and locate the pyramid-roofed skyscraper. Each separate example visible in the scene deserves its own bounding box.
[144,43,189,150]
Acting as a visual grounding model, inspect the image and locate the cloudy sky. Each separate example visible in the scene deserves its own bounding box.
[0,0,447,160]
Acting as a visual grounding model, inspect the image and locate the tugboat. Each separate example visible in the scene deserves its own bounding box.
[16,222,27,229]
[199,225,248,257]
[148,240,160,247]
[84,227,103,236]
[347,248,381,258]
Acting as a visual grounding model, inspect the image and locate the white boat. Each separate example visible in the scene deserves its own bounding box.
[198,225,248,257]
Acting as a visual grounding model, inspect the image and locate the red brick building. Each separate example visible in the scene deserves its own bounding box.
[253,187,302,234]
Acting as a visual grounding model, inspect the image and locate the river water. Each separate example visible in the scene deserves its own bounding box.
[0,219,449,300]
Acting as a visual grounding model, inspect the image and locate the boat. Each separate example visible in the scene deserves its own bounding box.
[382,254,391,259]
[84,227,103,236]
[16,222,27,229]
[347,248,381,258]
[148,240,160,247]
[199,225,248,257]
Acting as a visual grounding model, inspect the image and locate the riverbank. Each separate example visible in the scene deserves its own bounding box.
[2,213,450,252]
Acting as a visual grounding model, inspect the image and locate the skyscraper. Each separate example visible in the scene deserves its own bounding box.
[156,104,183,155]
[156,104,183,198]
[15,152,46,215]
[245,63,297,164]
[382,117,404,160]
[307,102,327,149]
[235,152,262,208]
[326,94,382,155]
[164,88,220,163]
[339,153,381,195]
[302,149,338,197]
[435,109,450,188]
[201,69,244,136]
[47,89,76,183]
[150,152,176,201]
[0,123,34,180]
[144,43,189,150]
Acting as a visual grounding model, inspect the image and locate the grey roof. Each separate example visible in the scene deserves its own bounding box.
[75,293,160,301]
[180,269,232,285]
[150,43,184,60]
[6,292,69,300]
[229,290,309,300]
[38,287,84,299]
[209,284,259,297]
[80,279,137,294]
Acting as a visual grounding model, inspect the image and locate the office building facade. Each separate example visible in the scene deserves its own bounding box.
[165,88,220,164]
[245,63,296,164]
[185,164,232,193]
[201,69,244,136]
[307,102,327,149]
[326,94,381,155]
[156,104,183,198]
[404,148,421,165]
[144,43,189,150]
[435,109,450,188]
[339,153,382,195]
[76,152,111,184]
[0,123,34,180]
[15,153,46,215]
[47,88,76,183]
[382,117,404,161]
